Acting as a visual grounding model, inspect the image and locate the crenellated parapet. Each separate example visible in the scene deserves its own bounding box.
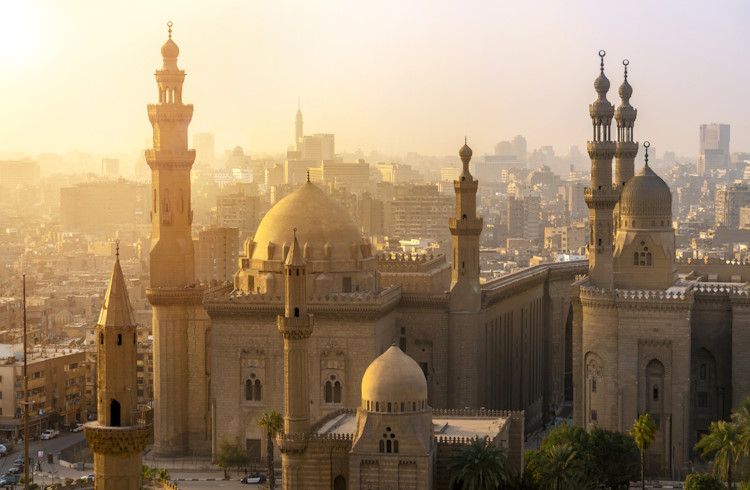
[431,408,522,418]
[677,257,750,266]
[376,252,446,272]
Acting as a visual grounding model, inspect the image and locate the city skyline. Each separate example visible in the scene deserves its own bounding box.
[1,1,748,160]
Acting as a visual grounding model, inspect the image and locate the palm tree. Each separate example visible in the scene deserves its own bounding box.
[258,410,284,489]
[695,420,741,490]
[449,436,512,490]
[730,395,750,458]
[538,443,585,490]
[629,413,657,490]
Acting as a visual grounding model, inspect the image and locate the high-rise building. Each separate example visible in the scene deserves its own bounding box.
[194,132,216,167]
[195,227,240,283]
[216,192,263,235]
[697,123,730,175]
[300,134,335,163]
[715,183,750,229]
[60,181,151,235]
[101,158,119,178]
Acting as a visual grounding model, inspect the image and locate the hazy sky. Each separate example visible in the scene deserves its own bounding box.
[1,0,748,160]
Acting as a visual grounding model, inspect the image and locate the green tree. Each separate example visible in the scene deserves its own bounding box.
[536,443,584,490]
[731,395,750,459]
[695,420,742,490]
[216,438,249,480]
[587,428,639,489]
[684,473,723,490]
[258,410,284,489]
[449,436,513,490]
[629,414,658,490]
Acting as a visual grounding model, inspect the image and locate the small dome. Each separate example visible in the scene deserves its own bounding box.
[459,143,472,161]
[361,345,427,412]
[161,38,179,59]
[619,79,633,100]
[619,164,672,225]
[251,182,365,262]
[594,72,610,94]
[54,309,73,326]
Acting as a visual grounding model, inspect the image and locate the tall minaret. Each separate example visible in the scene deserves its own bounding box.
[277,229,313,490]
[146,22,206,457]
[585,51,618,288]
[614,59,638,188]
[449,139,483,312]
[295,97,303,148]
[84,245,152,489]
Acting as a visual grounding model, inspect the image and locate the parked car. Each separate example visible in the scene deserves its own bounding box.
[0,444,6,456]
[80,474,95,482]
[240,474,266,484]
[71,423,84,433]
[41,428,59,440]
[6,463,22,475]
[0,475,20,485]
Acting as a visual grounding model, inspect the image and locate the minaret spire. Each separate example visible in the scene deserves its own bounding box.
[585,50,618,288]
[295,98,304,148]
[614,58,638,188]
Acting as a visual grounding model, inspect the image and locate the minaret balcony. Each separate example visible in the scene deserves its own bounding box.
[449,217,483,235]
[145,149,197,169]
[586,141,617,160]
[277,315,313,340]
[83,405,154,455]
[584,187,620,208]
[615,141,638,158]
[147,103,194,121]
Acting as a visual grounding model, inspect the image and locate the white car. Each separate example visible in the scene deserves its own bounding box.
[40,429,59,440]
[71,423,84,433]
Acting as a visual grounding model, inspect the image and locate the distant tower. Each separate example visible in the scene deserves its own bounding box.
[84,246,152,489]
[145,22,208,457]
[295,98,304,148]
[614,59,638,188]
[449,139,483,312]
[277,229,314,489]
[584,51,618,288]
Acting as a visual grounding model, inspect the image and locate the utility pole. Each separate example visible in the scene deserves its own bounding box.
[23,274,29,490]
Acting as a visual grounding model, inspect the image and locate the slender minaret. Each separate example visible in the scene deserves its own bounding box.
[146,22,204,457]
[295,97,303,148]
[585,50,618,288]
[614,59,638,188]
[84,244,152,489]
[277,229,313,490]
[449,139,483,312]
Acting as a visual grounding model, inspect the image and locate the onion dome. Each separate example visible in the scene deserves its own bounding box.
[459,138,473,180]
[616,59,636,121]
[251,181,365,261]
[161,21,179,59]
[590,50,614,120]
[361,345,428,413]
[619,142,672,227]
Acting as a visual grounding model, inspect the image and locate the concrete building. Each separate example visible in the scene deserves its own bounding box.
[195,227,239,283]
[697,123,730,176]
[572,55,750,479]
[60,181,150,235]
[194,132,216,167]
[715,183,750,229]
[390,184,453,243]
[101,158,119,178]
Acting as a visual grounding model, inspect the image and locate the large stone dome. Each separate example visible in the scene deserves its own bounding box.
[361,345,428,413]
[251,182,365,262]
[619,164,672,228]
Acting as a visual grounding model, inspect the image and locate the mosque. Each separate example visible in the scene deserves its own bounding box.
[573,52,750,478]
[139,23,750,487]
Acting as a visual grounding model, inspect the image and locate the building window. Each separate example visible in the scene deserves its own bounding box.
[100,333,104,345]
[117,334,122,346]
[591,379,596,393]
[653,385,659,401]
[700,364,706,380]
[380,427,398,454]
[591,410,598,421]
[245,374,262,402]
[324,376,342,404]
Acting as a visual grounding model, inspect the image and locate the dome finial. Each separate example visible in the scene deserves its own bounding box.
[599,50,606,74]
[623,59,629,81]
[306,168,310,182]
[167,20,173,39]
[643,141,650,167]
[115,239,120,259]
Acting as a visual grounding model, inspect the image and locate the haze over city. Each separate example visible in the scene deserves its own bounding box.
[1,0,749,159]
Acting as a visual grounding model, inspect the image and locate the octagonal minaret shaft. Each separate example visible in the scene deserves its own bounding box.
[585,50,618,288]
[147,21,196,288]
[615,59,638,188]
[278,230,313,435]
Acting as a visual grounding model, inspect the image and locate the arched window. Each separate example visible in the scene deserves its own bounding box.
[333,381,341,403]
[633,252,639,266]
[245,375,262,401]
[110,399,121,427]
[382,427,397,454]
[294,307,299,318]
[254,379,262,400]
[117,334,122,346]
[245,380,253,400]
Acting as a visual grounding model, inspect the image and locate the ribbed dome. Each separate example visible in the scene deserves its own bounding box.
[619,164,672,225]
[594,72,610,93]
[361,345,428,412]
[161,38,179,59]
[54,309,73,326]
[251,182,365,261]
